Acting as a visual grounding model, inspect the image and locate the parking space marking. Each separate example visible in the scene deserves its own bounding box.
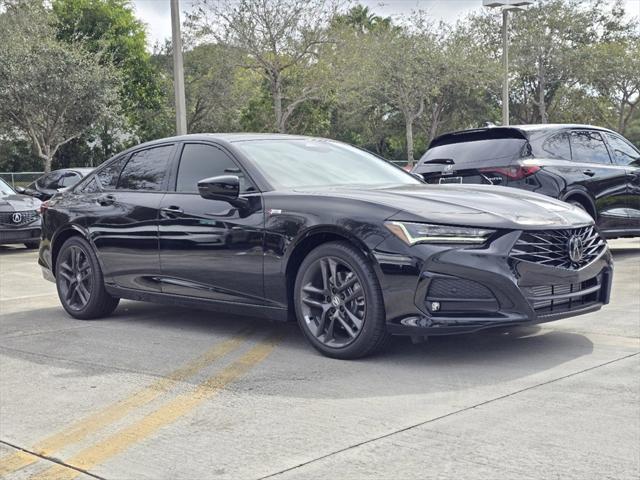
[0,330,252,477]
[30,333,281,480]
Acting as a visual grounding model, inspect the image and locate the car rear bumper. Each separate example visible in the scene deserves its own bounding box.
[374,230,613,336]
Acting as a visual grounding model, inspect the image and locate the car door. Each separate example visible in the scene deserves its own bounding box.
[158,142,265,304]
[88,144,176,292]
[604,132,640,230]
[569,130,628,231]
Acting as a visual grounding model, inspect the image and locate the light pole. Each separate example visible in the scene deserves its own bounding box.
[483,0,533,126]
[170,0,187,135]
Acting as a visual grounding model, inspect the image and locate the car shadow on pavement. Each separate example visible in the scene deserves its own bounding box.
[0,245,36,255]
[0,299,595,398]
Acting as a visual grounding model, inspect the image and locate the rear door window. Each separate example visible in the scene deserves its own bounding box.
[38,172,63,190]
[117,145,174,191]
[57,172,82,188]
[97,156,128,190]
[570,131,612,164]
[542,132,571,160]
[605,133,640,166]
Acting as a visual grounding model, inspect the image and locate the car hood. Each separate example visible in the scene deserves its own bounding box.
[295,184,593,230]
[0,194,42,212]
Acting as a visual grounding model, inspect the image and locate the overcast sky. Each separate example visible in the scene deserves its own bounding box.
[132,0,640,49]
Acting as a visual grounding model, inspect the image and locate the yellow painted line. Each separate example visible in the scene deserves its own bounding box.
[0,330,251,477]
[31,334,280,480]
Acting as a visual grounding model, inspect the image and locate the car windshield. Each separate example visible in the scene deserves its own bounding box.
[234,139,421,189]
[0,178,15,197]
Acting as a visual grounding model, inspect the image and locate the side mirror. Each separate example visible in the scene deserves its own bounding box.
[197,175,249,209]
[15,186,26,194]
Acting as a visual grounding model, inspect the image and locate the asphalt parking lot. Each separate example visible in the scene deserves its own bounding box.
[0,239,639,480]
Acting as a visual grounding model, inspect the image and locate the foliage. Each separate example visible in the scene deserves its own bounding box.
[1,0,639,172]
[52,0,165,141]
[0,1,118,172]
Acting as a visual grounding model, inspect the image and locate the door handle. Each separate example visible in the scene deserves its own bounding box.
[161,206,184,218]
[582,169,595,177]
[97,194,115,206]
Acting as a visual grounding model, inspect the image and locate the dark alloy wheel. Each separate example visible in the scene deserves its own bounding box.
[55,236,119,319]
[294,241,389,359]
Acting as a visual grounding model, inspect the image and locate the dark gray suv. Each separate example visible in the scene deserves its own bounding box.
[412,124,639,239]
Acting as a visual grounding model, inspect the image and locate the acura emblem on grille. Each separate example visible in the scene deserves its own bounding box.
[567,235,584,264]
[11,212,23,224]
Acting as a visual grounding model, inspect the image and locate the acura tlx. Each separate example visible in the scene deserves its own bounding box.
[38,134,612,359]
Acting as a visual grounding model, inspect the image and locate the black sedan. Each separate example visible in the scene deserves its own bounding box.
[39,134,613,358]
[0,177,41,248]
[17,167,94,201]
[412,124,639,239]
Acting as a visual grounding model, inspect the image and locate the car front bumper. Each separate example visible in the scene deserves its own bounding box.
[0,226,41,245]
[373,230,613,336]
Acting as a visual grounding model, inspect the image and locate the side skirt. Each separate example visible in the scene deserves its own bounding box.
[105,285,289,322]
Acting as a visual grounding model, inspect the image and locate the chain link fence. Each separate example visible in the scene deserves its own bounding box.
[0,172,43,188]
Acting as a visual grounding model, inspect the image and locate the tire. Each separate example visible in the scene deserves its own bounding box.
[55,236,119,320]
[294,241,390,359]
[24,241,39,249]
[568,200,593,218]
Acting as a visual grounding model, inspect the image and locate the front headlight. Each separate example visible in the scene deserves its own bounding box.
[385,221,495,245]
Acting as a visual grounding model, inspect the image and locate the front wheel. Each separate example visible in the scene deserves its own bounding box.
[294,241,390,359]
[55,236,119,320]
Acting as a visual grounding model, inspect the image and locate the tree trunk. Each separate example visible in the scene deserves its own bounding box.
[405,117,414,167]
[428,103,442,143]
[43,155,52,173]
[271,72,285,133]
[538,60,548,123]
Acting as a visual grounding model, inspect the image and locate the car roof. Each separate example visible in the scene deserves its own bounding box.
[52,167,94,175]
[429,124,615,148]
[130,133,318,148]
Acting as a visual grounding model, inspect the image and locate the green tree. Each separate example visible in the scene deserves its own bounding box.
[188,0,339,133]
[587,37,640,135]
[0,1,117,172]
[52,0,165,141]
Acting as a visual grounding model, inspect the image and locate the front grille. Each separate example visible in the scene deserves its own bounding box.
[523,275,602,316]
[510,225,606,269]
[0,210,39,226]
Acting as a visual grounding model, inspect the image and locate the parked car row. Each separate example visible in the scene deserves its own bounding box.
[1,169,92,249]
[35,130,618,359]
[16,168,94,201]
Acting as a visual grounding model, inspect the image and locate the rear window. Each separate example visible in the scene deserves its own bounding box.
[420,138,527,165]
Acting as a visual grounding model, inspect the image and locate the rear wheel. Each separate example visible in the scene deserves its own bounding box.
[294,241,390,359]
[568,199,594,219]
[55,236,119,319]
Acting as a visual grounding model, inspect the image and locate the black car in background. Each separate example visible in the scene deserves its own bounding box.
[0,177,41,248]
[412,124,640,239]
[39,134,612,359]
[17,168,94,201]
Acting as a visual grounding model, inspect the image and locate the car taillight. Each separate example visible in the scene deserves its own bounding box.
[479,165,540,180]
[39,200,50,215]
